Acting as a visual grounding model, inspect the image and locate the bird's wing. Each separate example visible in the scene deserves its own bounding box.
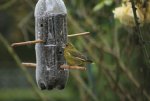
[69,49,87,62]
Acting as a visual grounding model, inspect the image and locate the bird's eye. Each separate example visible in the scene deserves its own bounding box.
[59,51,62,54]
[66,44,68,47]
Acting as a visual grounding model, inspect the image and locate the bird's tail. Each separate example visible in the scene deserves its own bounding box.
[86,59,93,63]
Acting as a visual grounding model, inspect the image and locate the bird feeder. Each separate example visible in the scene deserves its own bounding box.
[11,0,90,90]
[34,0,69,90]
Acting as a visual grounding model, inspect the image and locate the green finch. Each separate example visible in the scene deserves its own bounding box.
[62,43,92,70]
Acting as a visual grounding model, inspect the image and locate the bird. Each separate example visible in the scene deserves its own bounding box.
[62,43,92,70]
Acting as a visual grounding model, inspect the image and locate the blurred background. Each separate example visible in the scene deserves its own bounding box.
[0,0,150,101]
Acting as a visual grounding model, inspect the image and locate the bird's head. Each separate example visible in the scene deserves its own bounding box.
[65,43,75,50]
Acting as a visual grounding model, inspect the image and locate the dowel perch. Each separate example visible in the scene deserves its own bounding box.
[60,65,86,71]
[22,63,87,71]
[68,32,90,38]
[22,63,36,68]
[11,32,90,47]
[11,40,44,47]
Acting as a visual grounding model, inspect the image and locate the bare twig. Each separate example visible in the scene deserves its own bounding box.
[0,0,16,10]
[11,40,44,47]
[0,33,48,101]
[76,10,150,99]
[24,0,34,9]
[71,71,99,101]
[130,1,150,100]
[130,0,150,64]
[84,38,135,101]
[67,3,150,100]
[102,64,134,101]
[18,12,33,41]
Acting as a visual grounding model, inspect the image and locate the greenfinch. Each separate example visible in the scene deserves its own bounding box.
[64,43,92,67]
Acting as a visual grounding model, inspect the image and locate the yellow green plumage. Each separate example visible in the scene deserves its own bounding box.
[64,43,92,67]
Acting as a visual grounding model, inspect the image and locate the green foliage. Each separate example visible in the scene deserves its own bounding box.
[93,0,113,12]
[0,0,150,101]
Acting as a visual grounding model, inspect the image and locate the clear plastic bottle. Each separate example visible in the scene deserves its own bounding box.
[35,0,69,90]
[35,0,67,17]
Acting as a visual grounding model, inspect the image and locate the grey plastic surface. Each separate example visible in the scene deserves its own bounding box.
[35,0,69,90]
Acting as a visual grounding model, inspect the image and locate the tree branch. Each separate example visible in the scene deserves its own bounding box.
[0,33,48,101]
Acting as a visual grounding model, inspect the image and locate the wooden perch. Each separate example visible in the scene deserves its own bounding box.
[11,32,90,47]
[22,63,36,68]
[68,32,90,38]
[11,40,44,47]
[60,64,86,71]
[22,63,86,71]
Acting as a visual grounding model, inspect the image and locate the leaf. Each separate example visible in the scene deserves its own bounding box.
[104,0,113,6]
[93,1,105,12]
[93,0,113,12]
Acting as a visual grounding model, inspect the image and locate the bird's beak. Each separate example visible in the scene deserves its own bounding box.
[62,44,66,48]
